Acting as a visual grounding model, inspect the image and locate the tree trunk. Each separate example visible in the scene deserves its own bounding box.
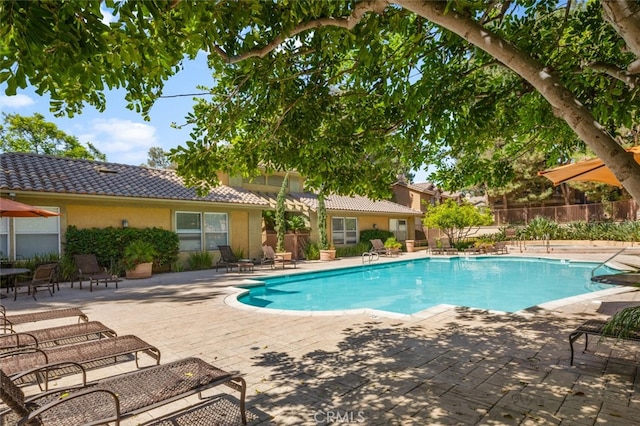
[395,0,640,203]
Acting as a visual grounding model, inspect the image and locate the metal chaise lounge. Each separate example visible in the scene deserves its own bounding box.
[1,306,88,333]
[215,245,243,272]
[261,245,296,269]
[0,357,247,425]
[369,239,388,256]
[0,321,117,353]
[1,334,161,389]
[73,254,119,292]
[569,318,640,365]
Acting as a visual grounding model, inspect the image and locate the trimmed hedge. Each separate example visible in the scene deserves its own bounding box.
[64,225,179,273]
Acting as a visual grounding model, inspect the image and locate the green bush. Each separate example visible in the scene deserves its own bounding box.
[303,241,320,260]
[359,229,394,246]
[187,251,213,270]
[64,225,179,274]
[336,242,371,258]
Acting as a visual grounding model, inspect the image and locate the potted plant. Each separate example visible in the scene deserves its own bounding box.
[317,192,336,261]
[275,173,292,260]
[384,237,402,255]
[122,240,157,279]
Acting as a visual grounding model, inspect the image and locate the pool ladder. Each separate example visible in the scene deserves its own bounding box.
[362,251,380,264]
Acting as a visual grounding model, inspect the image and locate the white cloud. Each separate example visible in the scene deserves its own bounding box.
[0,94,35,109]
[78,118,158,165]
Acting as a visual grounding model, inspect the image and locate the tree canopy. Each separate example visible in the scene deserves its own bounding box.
[423,199,493,246]
[2,1,640,200]
[0,113,106,160]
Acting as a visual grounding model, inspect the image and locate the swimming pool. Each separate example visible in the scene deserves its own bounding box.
[236,257,620,315]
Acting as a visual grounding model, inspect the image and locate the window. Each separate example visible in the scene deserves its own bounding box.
[267,175,284,188]
[15,207,60,258]
[176,211,229,252]
[332,217,357,245]
[204,213,228,250]
[0,217,8,258]
[176,212,202,251]
[389,218,407,241]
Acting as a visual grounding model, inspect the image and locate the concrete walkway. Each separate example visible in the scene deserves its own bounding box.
[2,250,640,425]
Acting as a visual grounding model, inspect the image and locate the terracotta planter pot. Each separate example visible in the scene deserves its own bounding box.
[126,262,153,279]
[405,240,415,253]
[319,249,336,261]
[277,252,292,261]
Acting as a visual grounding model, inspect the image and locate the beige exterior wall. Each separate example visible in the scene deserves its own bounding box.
[8,194,266,262]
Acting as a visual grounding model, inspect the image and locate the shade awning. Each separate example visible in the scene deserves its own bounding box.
[538,146,640,187]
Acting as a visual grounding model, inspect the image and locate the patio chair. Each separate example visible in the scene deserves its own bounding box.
[427,235,445,255]
[369,239,388,256]
[73,254,119,292]
[569,318,640,365]
[0,321,117,354]
[1,334,161,389]
[491,241,509,255]
[0,357,247,425]
[261,245,296,269]
[215,245,242,272]
[439,237,459,254]
[1,306,89,334]
[12,263,57,301]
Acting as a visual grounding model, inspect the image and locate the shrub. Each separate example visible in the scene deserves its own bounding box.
[187,251,213,270]
[303,241,320,260]
[359,229,394,245]
[336,242,371,258]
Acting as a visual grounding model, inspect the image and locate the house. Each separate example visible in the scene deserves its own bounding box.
[392,180,458,239]
[0,153,422,262]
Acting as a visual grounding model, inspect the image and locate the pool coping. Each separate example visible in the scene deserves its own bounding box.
[223,255,637,320]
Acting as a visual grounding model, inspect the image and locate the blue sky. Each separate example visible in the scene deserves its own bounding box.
[0,53,214,167]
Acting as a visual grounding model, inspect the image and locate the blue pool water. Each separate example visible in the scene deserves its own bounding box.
[237,257,619,315]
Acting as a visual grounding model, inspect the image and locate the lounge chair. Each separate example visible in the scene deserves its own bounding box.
[439,237,459,254]
[215,245,252,273]
[427,236,445,255]
[569,318,640,365]
[12,263,57,301]
[0,357,247,425]
[488,241,509,255]
[0,321,117,354]
[1,334,161,389]
[0,306,89,333]
[369,239,388,256]
[73,254,119,292]
[261,245,296,269]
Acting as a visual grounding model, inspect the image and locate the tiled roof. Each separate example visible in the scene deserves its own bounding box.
[294,193,422,215]
[0,153,422,214]
[0,152,268,205]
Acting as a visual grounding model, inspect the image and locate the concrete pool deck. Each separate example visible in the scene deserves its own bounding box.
[2,249,640,425]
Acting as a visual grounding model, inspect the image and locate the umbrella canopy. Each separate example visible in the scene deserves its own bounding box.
[0,198,61,218]
[538,146,640,187]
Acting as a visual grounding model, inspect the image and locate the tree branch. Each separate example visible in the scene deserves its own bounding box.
[212,0,386,64]
[586,61,640,88]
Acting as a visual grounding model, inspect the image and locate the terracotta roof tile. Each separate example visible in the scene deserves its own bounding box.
[0,152,268,206]
[293,193,422,215]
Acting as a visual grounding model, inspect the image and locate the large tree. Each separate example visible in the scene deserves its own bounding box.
[2,1,640,200]
[0,113,106,160]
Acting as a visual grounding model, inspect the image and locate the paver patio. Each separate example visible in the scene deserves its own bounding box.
[2,250,639,425]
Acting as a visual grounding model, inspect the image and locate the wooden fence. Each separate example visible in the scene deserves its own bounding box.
[492,199,639,226]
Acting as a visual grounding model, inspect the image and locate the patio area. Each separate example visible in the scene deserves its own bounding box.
[2,250,640,425]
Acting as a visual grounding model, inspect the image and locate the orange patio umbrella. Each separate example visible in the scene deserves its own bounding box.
[538,146,640,187]
[0,198,60,218]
